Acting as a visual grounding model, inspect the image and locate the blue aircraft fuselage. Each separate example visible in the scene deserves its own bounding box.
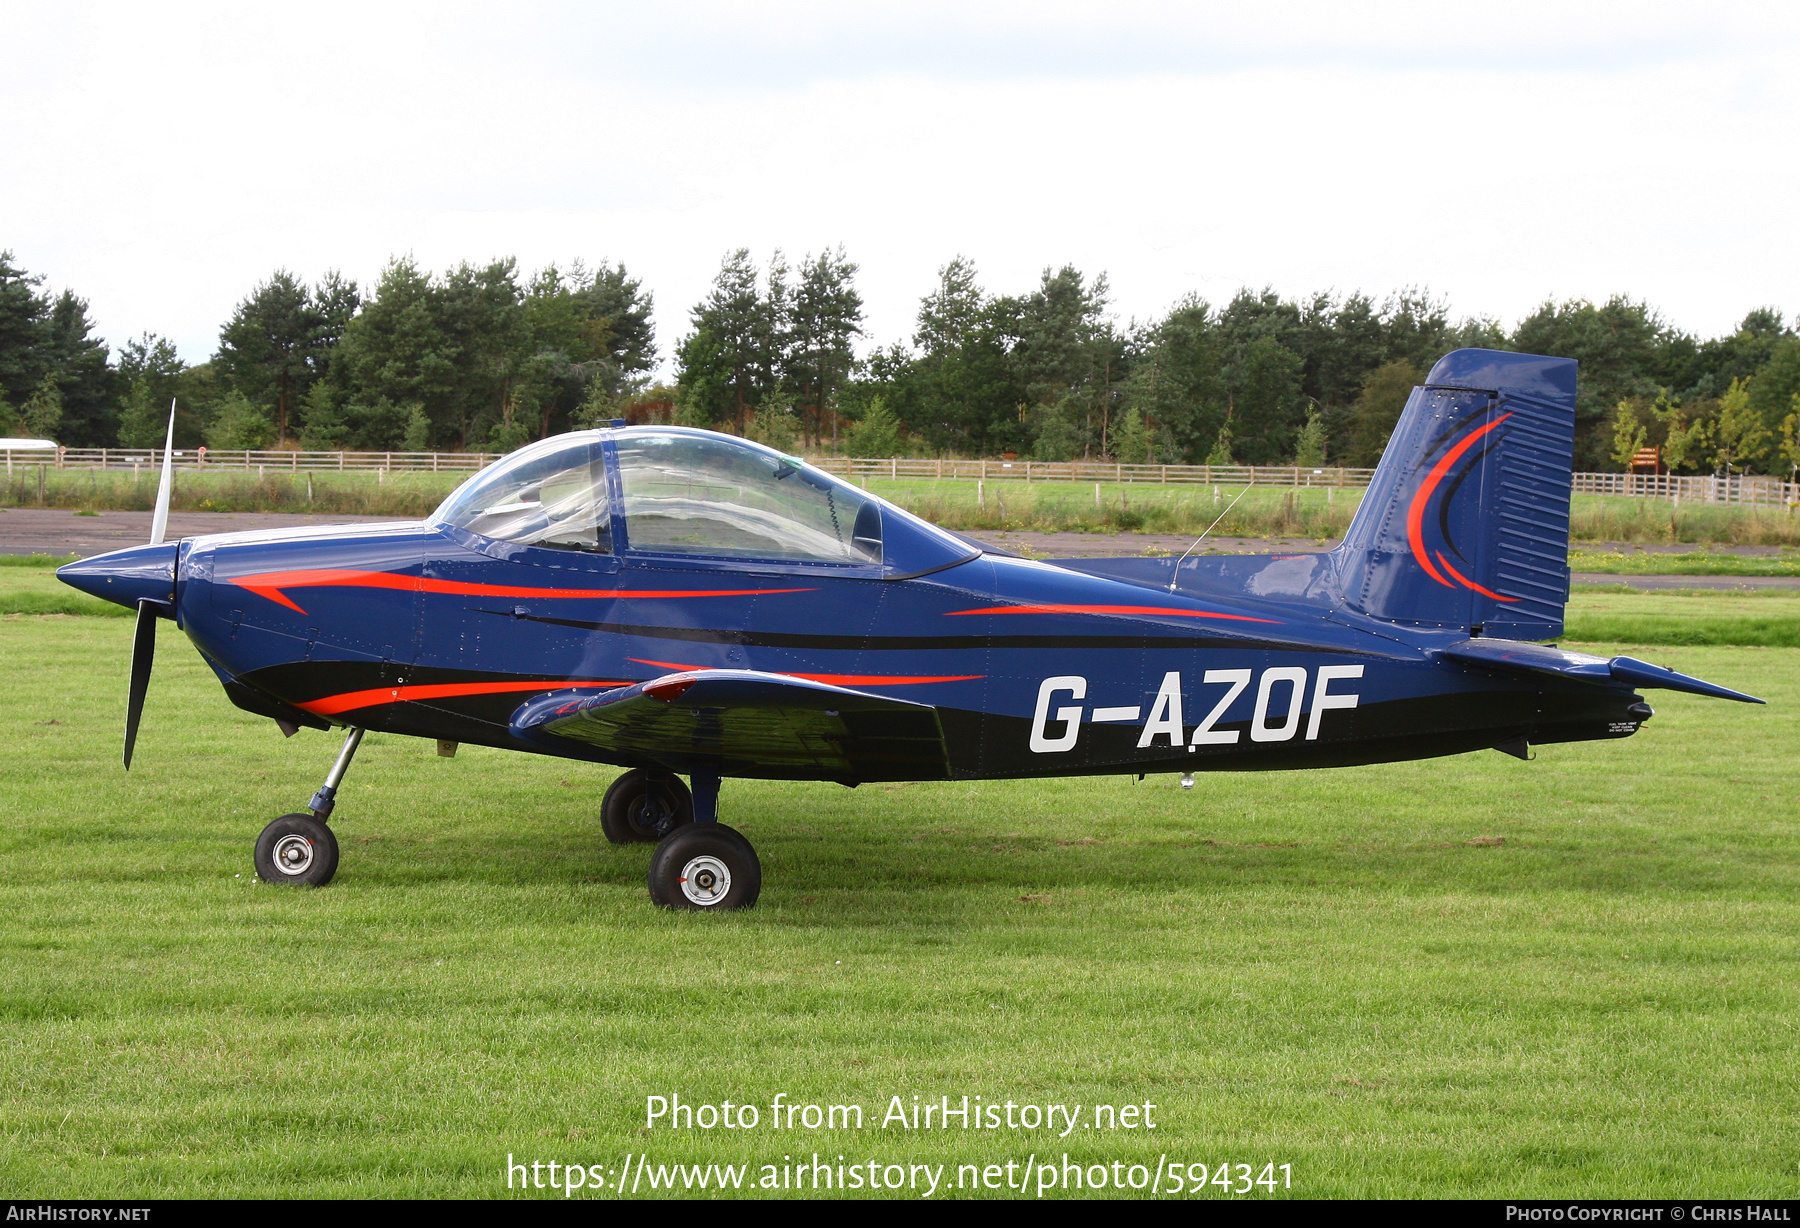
[69,508,1641,783]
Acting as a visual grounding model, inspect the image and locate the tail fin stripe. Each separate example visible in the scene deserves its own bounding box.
[1405,413,1513,588]
[1438,437,1505,560]
[1436,551,1517,602]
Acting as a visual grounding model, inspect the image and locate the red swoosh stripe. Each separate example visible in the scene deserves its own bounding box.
[943,603,1278,624]
[1435,551,1518,602]
[1405,413,1511,589]
[226,568,812,613]
[627,658,983,687]
[298,679,629,716]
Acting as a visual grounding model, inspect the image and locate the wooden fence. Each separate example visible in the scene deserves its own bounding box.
[10,447,1377,488]
[6,446,1798,508]
[1571,471,1800,509]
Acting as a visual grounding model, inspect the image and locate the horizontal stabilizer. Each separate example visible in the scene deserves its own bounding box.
[1438,639,1763,703]
[510,669,950,780]
[1607,656,1763,704]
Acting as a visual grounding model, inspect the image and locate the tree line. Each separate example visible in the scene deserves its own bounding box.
[3,247,1798,475]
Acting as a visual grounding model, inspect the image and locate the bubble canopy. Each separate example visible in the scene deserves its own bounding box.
[431,427,977,576]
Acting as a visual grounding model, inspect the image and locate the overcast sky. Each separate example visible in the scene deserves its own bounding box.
[4,1,1797,370]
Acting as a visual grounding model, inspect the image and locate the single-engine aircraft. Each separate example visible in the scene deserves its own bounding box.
[59,350,1762,909]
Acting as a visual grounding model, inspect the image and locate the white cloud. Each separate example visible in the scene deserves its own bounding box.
[2,1,1796,366]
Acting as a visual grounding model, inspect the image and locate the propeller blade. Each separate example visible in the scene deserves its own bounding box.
[124,599,158,769]
[148,398,176,546]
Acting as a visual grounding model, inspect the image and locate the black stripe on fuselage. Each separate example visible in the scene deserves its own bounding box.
[479,608,1366,655]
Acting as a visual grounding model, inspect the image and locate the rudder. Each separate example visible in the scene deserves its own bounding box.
[1332,349,1577,640]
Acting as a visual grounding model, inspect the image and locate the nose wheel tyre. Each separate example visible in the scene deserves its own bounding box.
[254,813,339,887]
[648,824,760,911]
[601,769,694,844]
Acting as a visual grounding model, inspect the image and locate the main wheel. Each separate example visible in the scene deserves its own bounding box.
[601,769,694,844]
[254,813,339,887]
[647,824,761,911]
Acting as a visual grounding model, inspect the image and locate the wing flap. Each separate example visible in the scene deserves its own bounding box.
[510,669,951,780]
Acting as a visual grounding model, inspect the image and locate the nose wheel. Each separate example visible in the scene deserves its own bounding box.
[648,823,761,911]
[254,813,340,886]
[253,725,362,888]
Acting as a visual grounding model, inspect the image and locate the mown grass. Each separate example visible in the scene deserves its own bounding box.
[1570,549,1800,577]
[0,564,131,617]
[0,613,1795,1199]
[1562,589,1800,648]
[8,464,1800,545]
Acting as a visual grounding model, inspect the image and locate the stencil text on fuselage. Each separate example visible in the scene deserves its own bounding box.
[1028,666,1364,753]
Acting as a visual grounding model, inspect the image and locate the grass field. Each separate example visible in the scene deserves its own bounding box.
[1,605,1796,1198]
[1569,549,1800,577]
[1563,588,1800,647]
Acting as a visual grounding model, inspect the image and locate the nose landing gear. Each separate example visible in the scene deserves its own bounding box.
[253,726,362,887]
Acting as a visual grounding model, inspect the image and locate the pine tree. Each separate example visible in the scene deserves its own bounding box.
[0,251,51,410]
[43,290,111,445]
[1114,407,1150,463]
[1293,410,1327,467]
[204,390,273,450]
[20,373,63,441]
[296,380,348,449]
[218,271,328,443]
[1204,421,1234,466]
[676,250,763,428]
[847,396,902,457]
[115,334,184,448]
[788,247,863,448]
[401,404,432,452]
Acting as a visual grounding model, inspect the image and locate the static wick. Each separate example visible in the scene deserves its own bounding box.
[1168,485,1252,591]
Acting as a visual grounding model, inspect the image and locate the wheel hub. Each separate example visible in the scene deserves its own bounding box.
[273,833,314,875]
[634,791,674,837]
[677,855,731,906]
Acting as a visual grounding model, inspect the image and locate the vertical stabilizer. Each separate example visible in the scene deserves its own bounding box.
[1332,349,1577,640]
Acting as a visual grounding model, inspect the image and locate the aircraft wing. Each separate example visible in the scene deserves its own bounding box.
[510,669,952,781]
[1438,638,1763,703]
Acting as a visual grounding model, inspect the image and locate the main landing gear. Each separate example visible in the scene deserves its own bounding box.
[600,768,694,843]
[250,738,763,910]
[634,771,761,912]
[253,726,362,888]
